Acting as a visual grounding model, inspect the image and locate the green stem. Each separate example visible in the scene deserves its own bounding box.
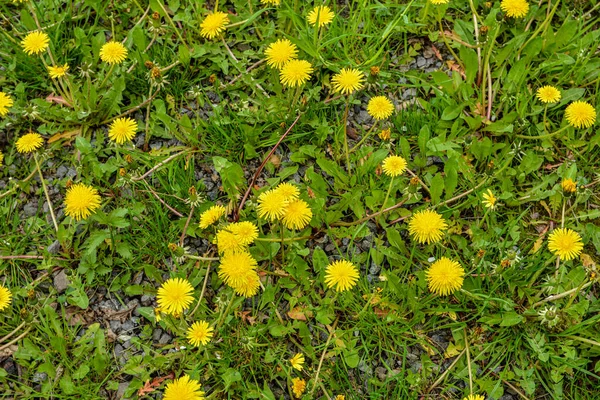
[98,64,115,89]
[216,292,236,330]
[380,177,395,214]
[255,235,311,243]
[349,120,378,153]
[185,254,220,261]
[515,124,569,140]
[280,223,285,262]
[34,154,59,233]
[158,0,189,49]
[342,97,351,173]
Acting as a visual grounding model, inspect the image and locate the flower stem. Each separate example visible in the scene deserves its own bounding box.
[380,177,395,214]
[349,120,378,153]
[515,124,569,140]
[255,235,311,243]
[34,154,59,233]
[342,97,351,173]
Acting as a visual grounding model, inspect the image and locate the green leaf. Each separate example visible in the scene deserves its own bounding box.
[499,312,524,327]
[429,173,444,204]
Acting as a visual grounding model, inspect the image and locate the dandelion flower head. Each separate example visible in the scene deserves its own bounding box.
[367,96,394,120]
[275,182,300,200]
[157,278,195,316]
[408,209,448,244]
[218,251,258,289]
[291,378,307,398]
[99,41,128,64]
[265,39,298,69]
[200,12,229,39]
[0,151,3,167]
[289,353,305,371]
[548,228,583,261]
[282,199,312,230]
[307,6,335,27]
[430,0,450,4]
[500,0,530,18]
[0,92,14,117]
[463,395,485,400]
[382,155,407,177]
[260,0,281,5]
[163,375,205,400]
[228,221,259,245]
[216,229,246,254]
[325,260,359,292]
[233,270,261,297]
[536,86,561,103]
[280,59,314,88]
[482,189,497,210]
[561,178,577,193]
[108,117,138,144]
[0,285,12,311]
[64,183,102,221]
[565,101,596,129]
[16,132,44,154]
[426,257,465,296]
[332,68,365,95]
[257,189,289,221]
[199,205,226,229]
[21,31,50,55]
[48,64,69,79]
[187,321,214,347]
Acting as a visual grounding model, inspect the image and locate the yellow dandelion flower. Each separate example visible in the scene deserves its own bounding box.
[232,270,260,297]
[21,31,49,55]
[228,221,259,245]
[427,257,465,296]
[536,86,561,104]
[16,132,44,154]
[47,64,69,79]
[565,101,596,129]
[257,189,289,221]
[275,182,300,200]
[216,229,246,254]
[0,151,3,167]
[332,68,365,95]
[307,6,335,27]
[334,396,345,400]
[64,183,102,221]
[561,178,577,193]
[382,155,407,177]
[0,285,12,311]
[430,0,450,4]
[199,205,226,229]
[157,278,195,315]
[218,251,258,288]
[280,59,314,88]
[548,228,583,261]
[463,395,485,400]
[163,375,205,400]
[325,260,359,292]
[482,189,497,210]
[379,128,391,140]
[108,117,138,144]
[0,92,14,117]
[261,0,281,5]
[408,210,448,244]
[289,353,305,371]
[500,0,529,18]
[291,378,306,398]
[282,199,312,230]
[265,39,298,69]
[200,12,229,39]
[367,96,394,120]
[187,321,214,347]
[100,41,127,64]
[154,306,163,322]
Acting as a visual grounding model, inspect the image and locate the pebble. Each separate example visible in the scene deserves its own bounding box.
[153,328,163,341]
[47,240,61,254]
[53,270,70,293]
[159,333,172,344]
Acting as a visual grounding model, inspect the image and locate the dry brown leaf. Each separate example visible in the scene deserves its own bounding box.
[48,129,81,144]
[137,372,175,396]
[431,45,443,61]
[0,344,18,357]
[287,306,313,321]
[45,93,72,107]
[581,254,596,269]
[446,60,466,79]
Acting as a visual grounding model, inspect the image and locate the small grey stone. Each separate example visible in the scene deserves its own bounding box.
[342,238,350,246]
[325,244,335,253]
[152,328,163,341]
[159,333,172,344]
[375,366,387,381]
[116,382,129,399]
[402,88,417,100]
[110,321,122,333]
[53,270,70,293]
[47,240,61,254]
[33,372,48,383]
[369,262,381,275]
[120,320,134,332]
[416,56,427,68]
[56,165,68,178]
[114,344,124,357]
[23,201,38,217]
[140,294,153,306]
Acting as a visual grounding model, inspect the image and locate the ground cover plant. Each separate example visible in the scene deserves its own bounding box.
[1,0,600,398]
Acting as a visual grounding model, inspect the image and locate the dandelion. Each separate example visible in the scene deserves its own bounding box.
[21,31,50,55]
[430,0,450,4]
[200,12,229,39]
[331,68,365,95]
[0,92,14,117]
[232,270,261,297]
[367,96,394,120]
[307,6,335,27]
[548,228,583,261]
[228,221,259,245]
[257,189,289,221]
[536,86,561,103]
[216,229,246,254]
[157,278,195,316]
[218,251,258,289]
[408,210,448,244]
[282,199,312,230]
[500,0,529,18]
[163,375,205,400]
[280,60,314,88]
[154,307,163,322]
[379,128,391,140]
[565,101,596,128]
[382,155,407,177]
[334,396,345,400]
[463,395,485,400]
[561,178,577,193]
[187,321,214,347]
[482,189,497,210]
[265,39,298,69]
[15,132,44,154]
[64,183,102,221]
[260,0,281,5]
[426,257,465,296]
[275,182,300,200]
[47,64,69,79]
[289,353,305,371]
[0,285,12,311]
[199,205,226,229]
[0,151,3,167]
[291,378,306,398]
[108,117,138,144]
[325,260,359,292]
[99,41,128,64]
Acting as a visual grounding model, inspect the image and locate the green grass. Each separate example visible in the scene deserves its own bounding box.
[2,0,600,399]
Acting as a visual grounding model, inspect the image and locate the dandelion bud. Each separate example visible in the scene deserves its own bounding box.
[144,60,154,69]
[151,11,160,20]
[378,128,391,140]
[370,66,380,76]
[209,74,217,84]
[119,168,127,177]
